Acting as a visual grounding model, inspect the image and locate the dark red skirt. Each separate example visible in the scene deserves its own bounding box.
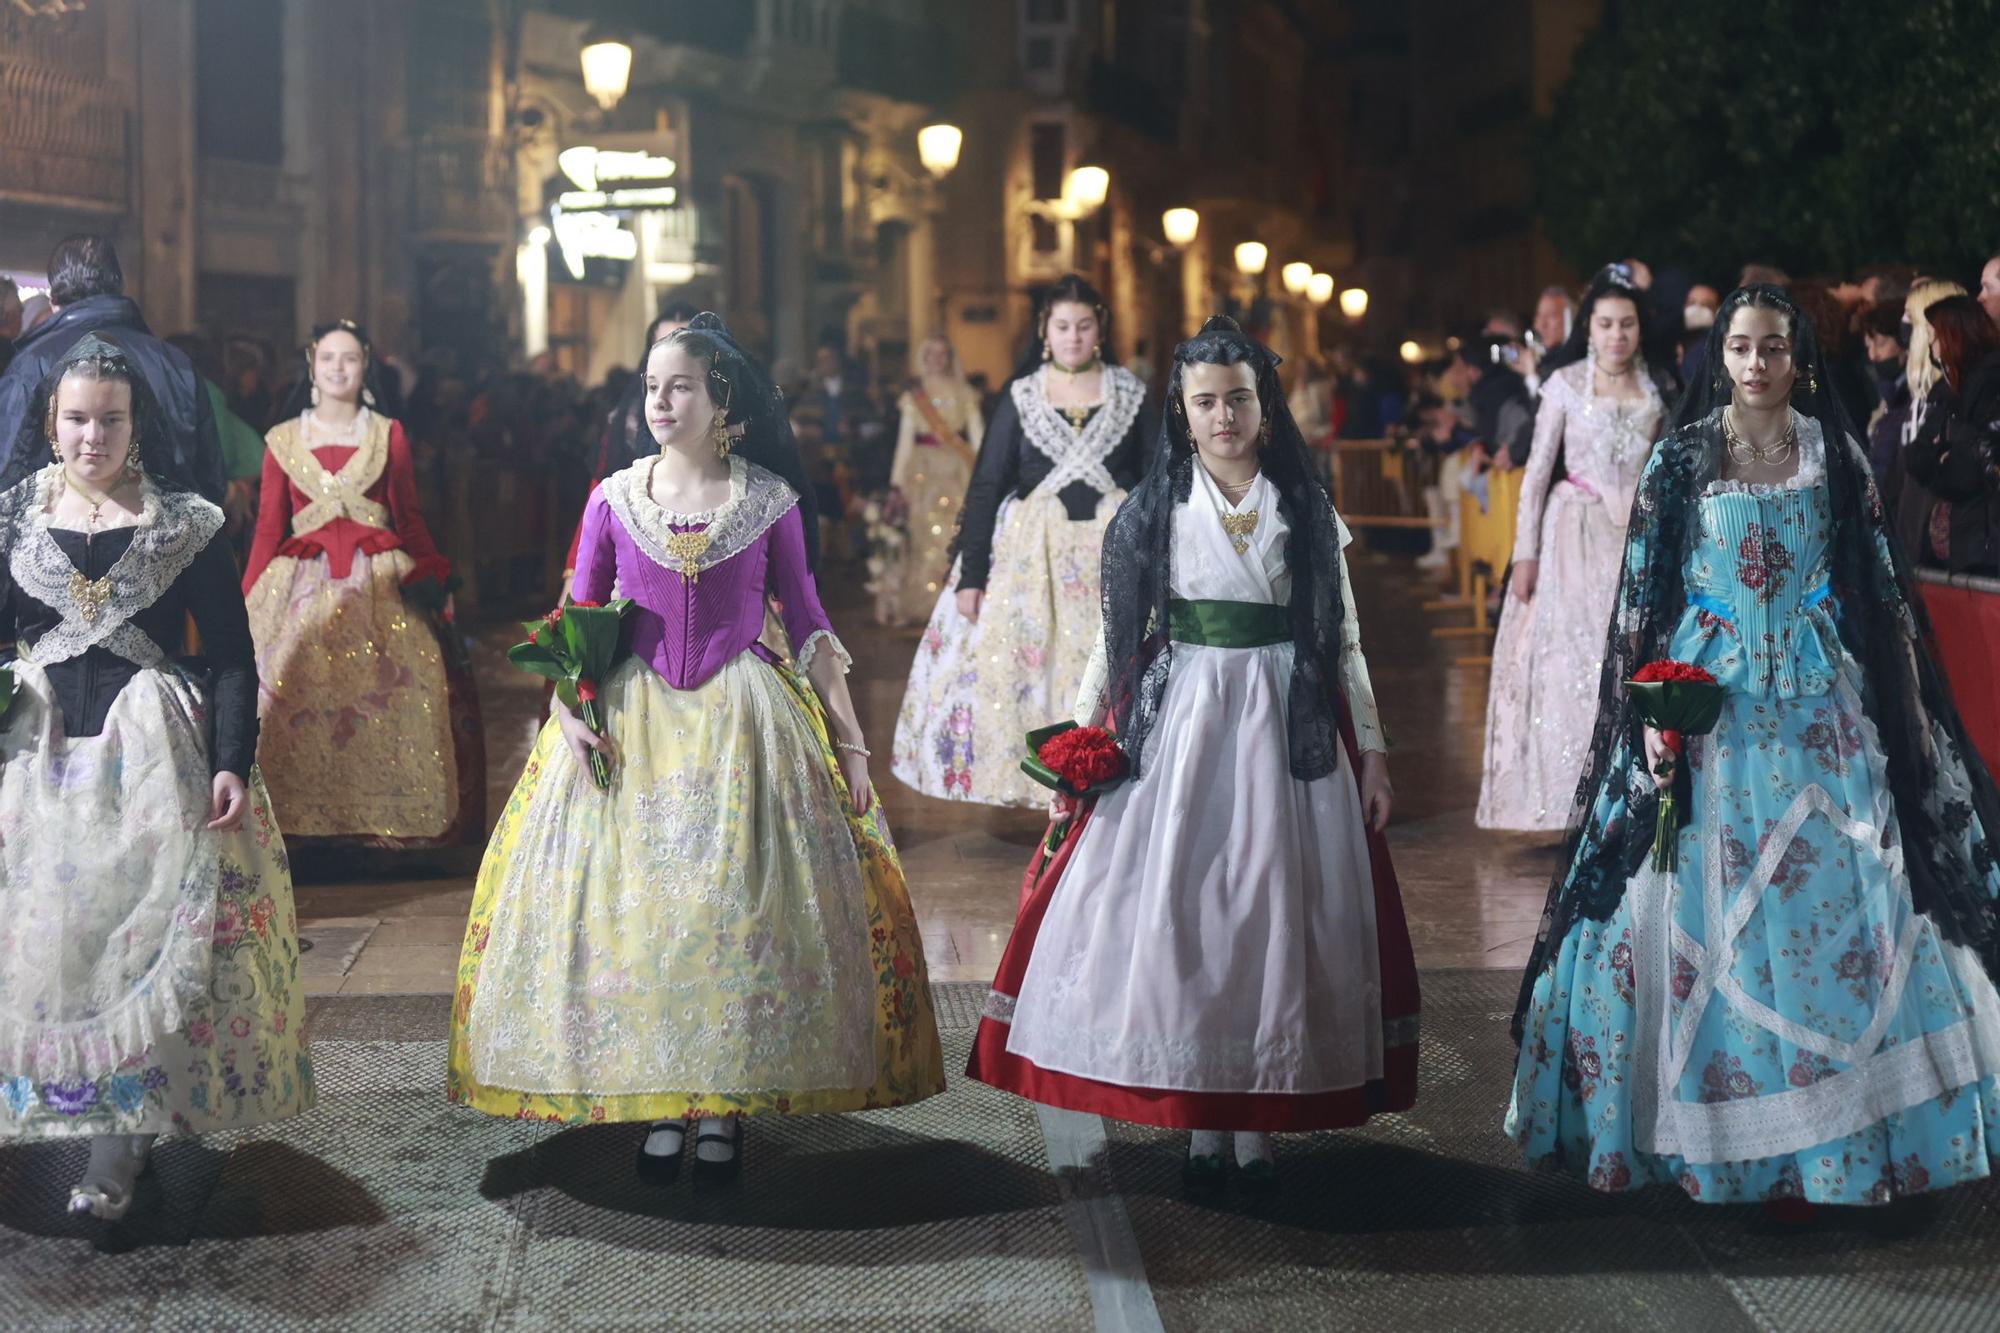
[967,712,1420,1132]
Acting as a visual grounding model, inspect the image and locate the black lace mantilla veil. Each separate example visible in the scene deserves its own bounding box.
[668,312,821,569]
[1511,283,2000,1042]
[1,332,199,498]
[1099,316,1347,780]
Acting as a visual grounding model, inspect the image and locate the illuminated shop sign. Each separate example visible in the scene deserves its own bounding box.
[548,145,680,280]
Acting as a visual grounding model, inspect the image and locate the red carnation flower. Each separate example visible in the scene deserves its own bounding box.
[1038,725,1127,791]
[1630,660,1717,685]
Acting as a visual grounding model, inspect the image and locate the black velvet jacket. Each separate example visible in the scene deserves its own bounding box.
[10,527,258,778]
[953,378,1157,591]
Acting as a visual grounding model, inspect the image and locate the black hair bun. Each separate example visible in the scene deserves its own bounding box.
[1198,315,1244,335]
[686,311,730,335]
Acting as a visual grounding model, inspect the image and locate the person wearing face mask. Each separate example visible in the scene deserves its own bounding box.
[241,319,480,845]
[892,273,1156,807]
[1679,284,1721,386]
[450,315,944,1185]
[0,335,313,1224]
[969,317,1414,1194]
[1478,266,1669,833]
[1511,284,2000,1219]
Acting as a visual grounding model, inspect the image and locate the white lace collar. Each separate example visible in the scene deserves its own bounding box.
[1703,409,1827,496]
[1012,364,1145,496]
[4,465,224,667]
[599,454,798,576]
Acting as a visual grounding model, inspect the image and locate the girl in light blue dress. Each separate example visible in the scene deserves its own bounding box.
[1509,284,2000,1214]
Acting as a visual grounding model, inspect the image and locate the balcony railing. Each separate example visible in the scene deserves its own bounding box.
[0,57,127,211]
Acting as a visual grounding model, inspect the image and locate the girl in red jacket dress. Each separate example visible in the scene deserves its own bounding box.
[243,319,481,844]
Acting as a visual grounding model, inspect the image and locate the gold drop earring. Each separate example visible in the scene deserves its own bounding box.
[712,413,733,458]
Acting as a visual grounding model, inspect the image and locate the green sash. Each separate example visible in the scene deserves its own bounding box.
[1166,598,1291,648]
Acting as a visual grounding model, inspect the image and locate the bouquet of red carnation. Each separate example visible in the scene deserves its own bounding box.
[508,597,633,789]
[1625,659,1727,872]
[1021,721,1131,853]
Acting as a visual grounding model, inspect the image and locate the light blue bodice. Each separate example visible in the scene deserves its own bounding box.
[1668,468,1850,700]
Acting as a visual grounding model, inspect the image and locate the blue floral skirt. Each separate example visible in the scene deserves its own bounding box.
[1510,677,2000,1203]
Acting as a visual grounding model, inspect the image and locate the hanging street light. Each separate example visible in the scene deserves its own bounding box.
[1061,165,1110,216]
[1234,241,1269,276]
[1162,207,1200,248]
[580,29,634,111]
[917,124,963,179]
[1307,272,1335,306]
[1281,262,1313,296]
[1339,287,1370,319]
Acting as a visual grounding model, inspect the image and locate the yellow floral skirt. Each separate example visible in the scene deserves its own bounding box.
[246,548,458,839]
[448,653,945,1123]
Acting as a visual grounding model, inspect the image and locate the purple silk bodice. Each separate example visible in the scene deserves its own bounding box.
[571,479,836,690]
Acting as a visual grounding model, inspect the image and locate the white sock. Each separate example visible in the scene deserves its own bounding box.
[1189,1129,1226,1159]
[693,1117,739,1164]
[642,1121,685,1158]
[1233,1131,1273,1166]
[72,1133,154,1211]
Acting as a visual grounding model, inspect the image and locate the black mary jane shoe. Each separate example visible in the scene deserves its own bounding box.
[1235,1157,1280,1196]
[690,1119,744,1187]
[634,1123,687,1186]
[1181,1152,1227,1197]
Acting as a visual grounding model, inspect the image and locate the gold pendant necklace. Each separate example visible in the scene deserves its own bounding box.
[1207,470,1261,555]
[1723,407,1796,467]
[64,474,113,532]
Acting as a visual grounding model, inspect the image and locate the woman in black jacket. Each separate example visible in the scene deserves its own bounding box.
[1904,295,2000,575]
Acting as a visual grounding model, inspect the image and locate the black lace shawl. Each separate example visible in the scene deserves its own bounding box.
[1099,317,1347,781]
[1512,284,2000,1041]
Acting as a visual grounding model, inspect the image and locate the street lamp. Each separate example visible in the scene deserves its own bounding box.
[917,123,963,179]
[1161,207,1200,248]
[580,29,633,111]
[1281,262,1313,296]
[1307,272,1335,306]
[1061,165,1110,216]
[1399,340,1424,364]
[1234,241,1268,276]
[1339,287,1370,319]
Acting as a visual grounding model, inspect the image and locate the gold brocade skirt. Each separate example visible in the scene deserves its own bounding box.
[448,654,945,1123]
[246,548,458,839]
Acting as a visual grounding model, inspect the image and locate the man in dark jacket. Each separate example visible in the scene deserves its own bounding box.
[1446,334,1536,468]
[0,235,225,500]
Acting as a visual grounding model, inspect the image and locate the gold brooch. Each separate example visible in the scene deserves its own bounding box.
[1220,509,1260,556]
[664,528,712,582]
[70,569,113,622]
